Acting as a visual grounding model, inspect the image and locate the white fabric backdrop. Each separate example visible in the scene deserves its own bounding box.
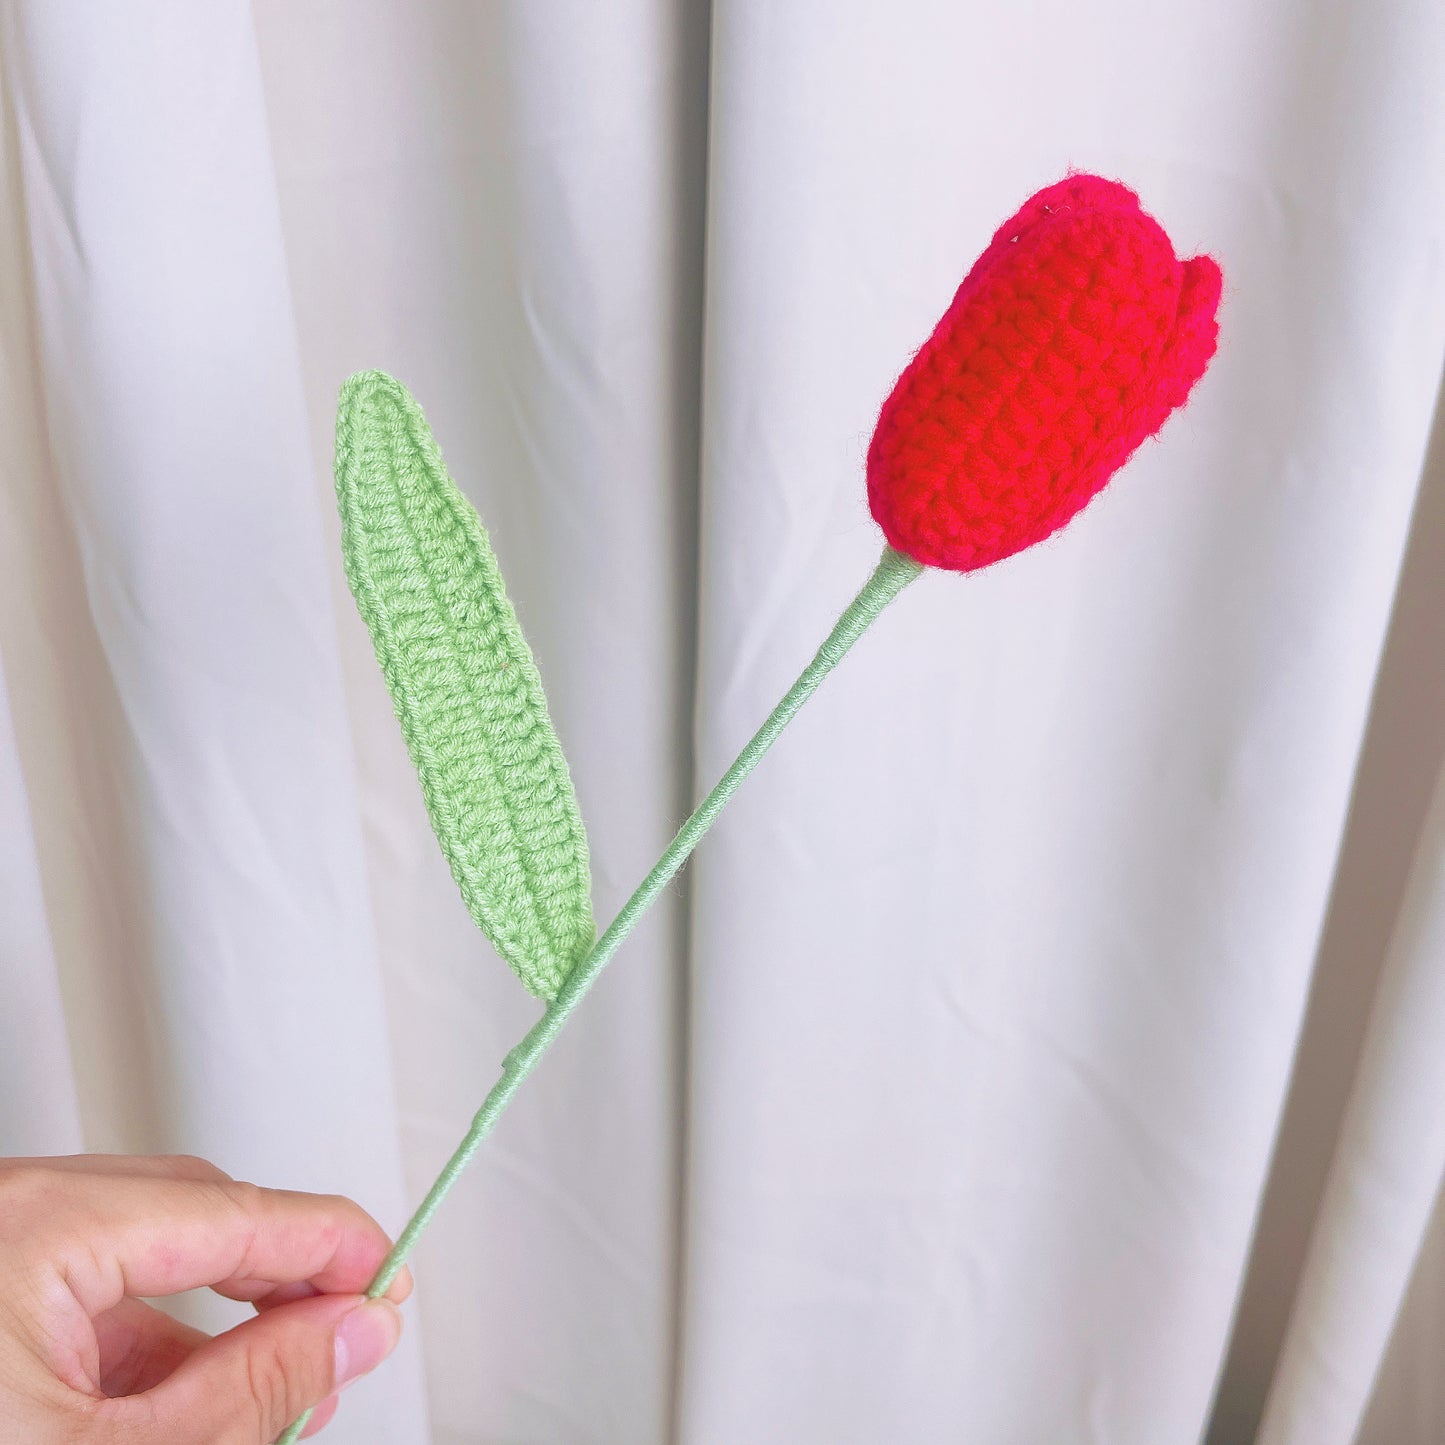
[3,3,1445,1443]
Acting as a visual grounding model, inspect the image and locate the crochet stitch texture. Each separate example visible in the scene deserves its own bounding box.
[277,171,1223,1445]
[867,175,1221,572]
[335,372,595,1000]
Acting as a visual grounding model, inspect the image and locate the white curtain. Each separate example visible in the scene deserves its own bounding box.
[3,3,1444,1442]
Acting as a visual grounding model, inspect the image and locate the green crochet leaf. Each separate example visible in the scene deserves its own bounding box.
[334,371,595,1000]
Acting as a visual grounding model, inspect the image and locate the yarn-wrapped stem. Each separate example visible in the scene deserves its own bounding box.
[275,544,923,1444]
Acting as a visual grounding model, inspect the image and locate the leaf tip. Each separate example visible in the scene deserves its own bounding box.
[338,369,411,422]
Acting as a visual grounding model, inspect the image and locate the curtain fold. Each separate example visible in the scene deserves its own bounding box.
[1258,762,1445,1443]
[1,2,429,1436]
[0,658,82,1155]
[2,3,1445,1443]
[246,3,709,1439]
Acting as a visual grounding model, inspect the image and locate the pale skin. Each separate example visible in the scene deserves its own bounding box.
[0,1155,411,1443]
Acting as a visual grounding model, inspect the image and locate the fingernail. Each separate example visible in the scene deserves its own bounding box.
[299,1393,340,1438]
[334,1299,402,1390]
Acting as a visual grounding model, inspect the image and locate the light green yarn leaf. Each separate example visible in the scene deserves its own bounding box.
[334,371,595,1000]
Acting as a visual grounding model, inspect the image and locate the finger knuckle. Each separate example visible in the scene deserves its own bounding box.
[244,1334,322,1437]
[316,1192,383,1252]
[162,1153,233,1183]
[244,1342,285,1433]
[0,1163,67,1238]
[216,1177,276,1239]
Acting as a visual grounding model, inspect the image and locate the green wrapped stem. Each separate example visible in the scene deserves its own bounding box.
[276,544,923,1444]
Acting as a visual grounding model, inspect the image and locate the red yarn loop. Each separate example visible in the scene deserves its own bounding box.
[867,175,1222,573]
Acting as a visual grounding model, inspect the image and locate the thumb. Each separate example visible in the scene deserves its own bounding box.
[135,1293,402,1444]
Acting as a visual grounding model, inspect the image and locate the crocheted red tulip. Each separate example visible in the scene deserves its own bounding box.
[867,175,1221,573]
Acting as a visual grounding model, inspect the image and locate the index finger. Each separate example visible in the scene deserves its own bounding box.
[7,1167,407,1317]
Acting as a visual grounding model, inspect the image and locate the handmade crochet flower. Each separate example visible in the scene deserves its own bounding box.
[284,173,1222,1444]
[867,174,1222,572]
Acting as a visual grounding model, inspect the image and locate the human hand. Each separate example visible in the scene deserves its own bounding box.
[0,1154,411,1442]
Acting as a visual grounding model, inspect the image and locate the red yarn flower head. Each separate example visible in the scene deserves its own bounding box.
[867,175,1222,573]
